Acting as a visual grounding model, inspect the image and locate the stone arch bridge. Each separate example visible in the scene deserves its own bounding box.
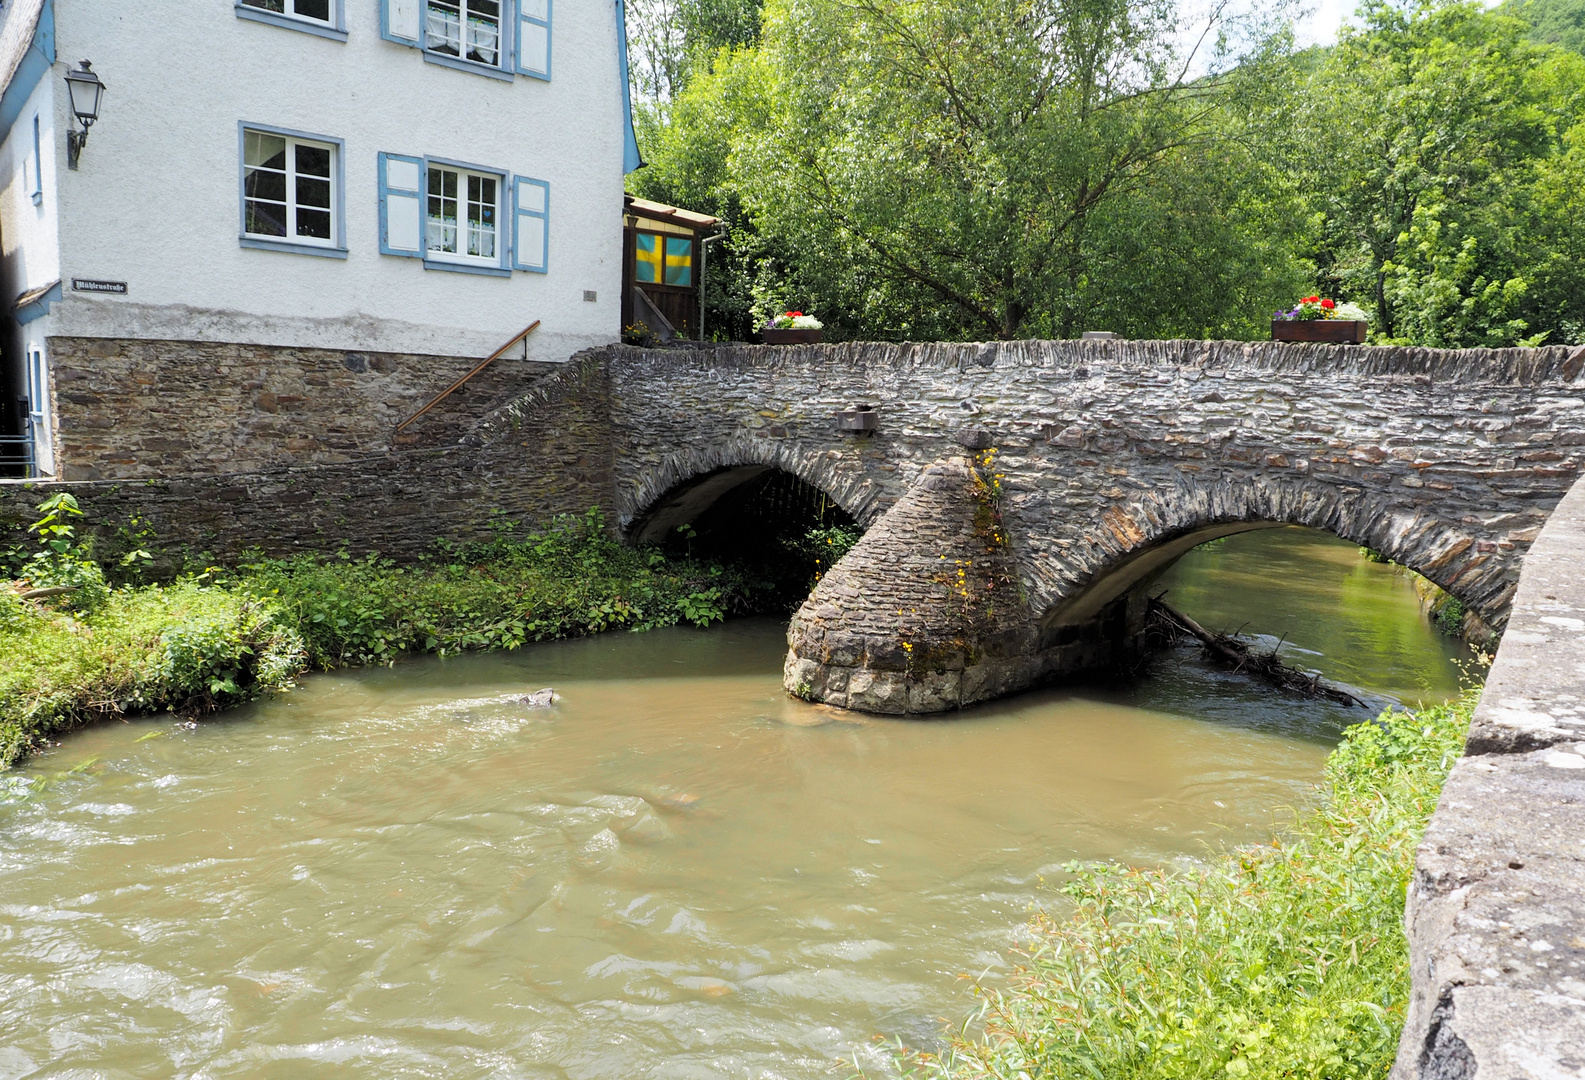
[467,339,1585,714]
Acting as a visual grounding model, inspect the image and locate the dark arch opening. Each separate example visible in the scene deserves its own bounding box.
[630,467,861,611]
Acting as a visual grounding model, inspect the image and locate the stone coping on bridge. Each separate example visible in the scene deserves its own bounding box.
[1393,470,1585,1078]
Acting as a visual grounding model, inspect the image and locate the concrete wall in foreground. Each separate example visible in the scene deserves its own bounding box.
[1393,471,1585,1078]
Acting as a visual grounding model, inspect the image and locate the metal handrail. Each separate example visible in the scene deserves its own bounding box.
[395,320,541,433]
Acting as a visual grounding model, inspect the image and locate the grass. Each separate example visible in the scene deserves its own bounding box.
[0,505,761,769]
[907,691,1475,1080]
[236,509,751,668]
[0,581,305,768]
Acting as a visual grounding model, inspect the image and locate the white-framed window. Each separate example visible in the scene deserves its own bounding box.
[239,125,346,258]
[381,0,551,81]
[236,0,347,39]
[241,0,332,22]
[378,152,547,275]
[426,163,501,263]
[425,0,502,66]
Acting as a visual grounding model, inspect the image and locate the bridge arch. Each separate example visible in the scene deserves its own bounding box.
[785,459,1523,715]
[1024,474,1513,637]
[617,436,894,545]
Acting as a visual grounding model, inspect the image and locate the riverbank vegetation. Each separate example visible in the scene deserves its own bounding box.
[0,496,848,769]
[907,690,1475,1079]
[625,0,1585,347]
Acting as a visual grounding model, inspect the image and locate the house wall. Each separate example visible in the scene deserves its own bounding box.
[0,0,629,477]
[38,0,625,363]
[0,72,60,310]
[0,68,62,474]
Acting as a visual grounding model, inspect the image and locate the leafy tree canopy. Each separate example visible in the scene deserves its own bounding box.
[626,0,1585,347]
[1501,0,1585,53]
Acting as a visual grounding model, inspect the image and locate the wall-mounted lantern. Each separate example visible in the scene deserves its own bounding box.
[64,60,107,171]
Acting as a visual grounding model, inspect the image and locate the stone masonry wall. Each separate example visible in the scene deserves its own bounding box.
[44,336,560,481]
[781,455,1140,714]
[1392,470,1585,1079]
[0,352,612,560]
[6,337,1583,640]
[559,340,1583,709]
[587,340,1585,635]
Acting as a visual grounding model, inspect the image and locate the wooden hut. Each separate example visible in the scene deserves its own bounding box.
[622,195,721,341]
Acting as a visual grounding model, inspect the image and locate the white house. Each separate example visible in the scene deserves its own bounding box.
[0,0,642,480]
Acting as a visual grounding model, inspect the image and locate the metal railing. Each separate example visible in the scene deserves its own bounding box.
[0,430,39,479]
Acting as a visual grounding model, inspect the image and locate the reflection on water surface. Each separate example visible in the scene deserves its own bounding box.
[0,529,1469,1078]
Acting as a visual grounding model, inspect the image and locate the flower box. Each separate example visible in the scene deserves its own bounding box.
[1272,320,1368,344]
[763,327,824,345]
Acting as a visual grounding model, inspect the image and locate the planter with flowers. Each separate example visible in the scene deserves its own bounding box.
[1272,297,1371,343]
[763,310,824,345]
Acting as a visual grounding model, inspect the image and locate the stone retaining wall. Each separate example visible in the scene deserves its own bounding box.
[0,352,613,560]
[1393,470,1585,1078]
[39,336,560,480]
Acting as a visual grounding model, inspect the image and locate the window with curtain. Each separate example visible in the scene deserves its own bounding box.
[425,0,502,66]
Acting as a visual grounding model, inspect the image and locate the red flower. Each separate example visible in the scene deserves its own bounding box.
[1320,298,1335,310]
[1303,295,1320,304]
[791,311,803,317]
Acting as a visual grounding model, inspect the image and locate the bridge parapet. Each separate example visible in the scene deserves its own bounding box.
[1393,471,1585,1077]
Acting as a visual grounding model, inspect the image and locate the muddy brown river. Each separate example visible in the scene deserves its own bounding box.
[0,530,1469,1079]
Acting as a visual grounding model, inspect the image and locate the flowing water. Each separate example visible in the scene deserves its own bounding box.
[0,529,1469,1079]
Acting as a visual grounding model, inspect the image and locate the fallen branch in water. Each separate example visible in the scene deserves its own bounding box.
[1147,595,1367,708]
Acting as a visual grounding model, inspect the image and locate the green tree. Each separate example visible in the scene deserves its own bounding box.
[1287,0,1584,345]
[625,0,763,101]
[722,0,1303,340]
[1501,0,1585,54]
[630,48,780,339]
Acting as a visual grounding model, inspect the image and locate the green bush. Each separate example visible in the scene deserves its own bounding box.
[239,509,754,669]
[916,692,1476,1080]
[0,582,306,768]
[14,493,110,613]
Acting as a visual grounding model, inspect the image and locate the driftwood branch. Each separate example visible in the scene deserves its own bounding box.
[12,585,78,600]
[1148,595,1367,708]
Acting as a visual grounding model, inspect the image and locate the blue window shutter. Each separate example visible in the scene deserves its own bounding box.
[381,0,421,46]
[512,176,549,272]
[615,0,644,173]
[515,0,551,80]
[379,152,425,257]
[29,115,42,203]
